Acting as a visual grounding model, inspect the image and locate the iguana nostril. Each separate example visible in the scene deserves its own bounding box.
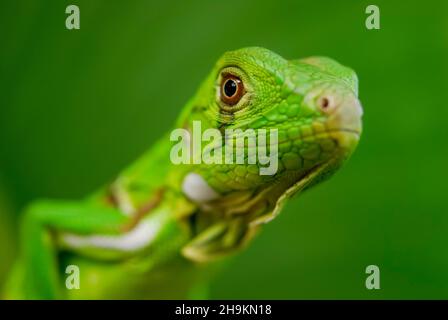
[318,96,334,112]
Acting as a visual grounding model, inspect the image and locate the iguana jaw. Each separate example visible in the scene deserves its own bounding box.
[250,161,332,226]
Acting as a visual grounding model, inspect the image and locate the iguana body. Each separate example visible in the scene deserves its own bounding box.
[4,47,363,299]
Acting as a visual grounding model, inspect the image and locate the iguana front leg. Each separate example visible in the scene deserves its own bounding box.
[7,201,129,299]
[6,192,188,299]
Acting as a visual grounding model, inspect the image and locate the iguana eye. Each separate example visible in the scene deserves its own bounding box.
[220,74,244,105]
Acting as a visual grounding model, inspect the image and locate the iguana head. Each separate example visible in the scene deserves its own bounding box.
[180,46,362,200]
[177,47,363,259]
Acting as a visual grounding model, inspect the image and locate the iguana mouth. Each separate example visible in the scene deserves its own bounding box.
[330,128,361,135]
[276,127,361,145]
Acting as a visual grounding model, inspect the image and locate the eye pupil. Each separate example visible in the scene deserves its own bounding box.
[224,79,237,97]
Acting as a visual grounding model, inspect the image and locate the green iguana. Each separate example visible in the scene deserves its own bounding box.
[3,47,363,299]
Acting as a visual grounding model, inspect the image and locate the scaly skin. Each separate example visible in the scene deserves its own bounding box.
[3,47,363,299]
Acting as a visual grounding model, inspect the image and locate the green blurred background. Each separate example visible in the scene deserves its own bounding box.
[1,0,447,299]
